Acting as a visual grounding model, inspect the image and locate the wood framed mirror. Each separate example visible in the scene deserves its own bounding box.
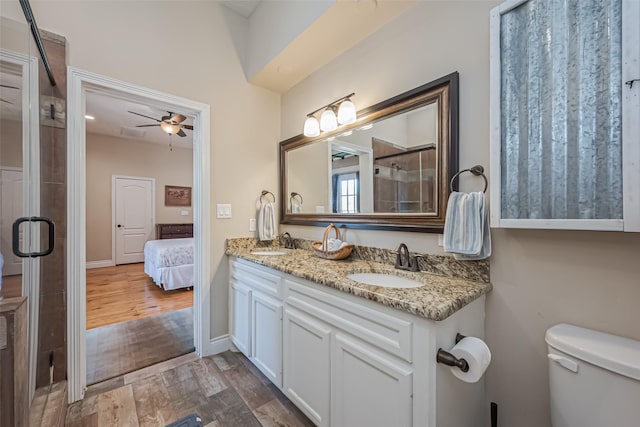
[279,72,459,232]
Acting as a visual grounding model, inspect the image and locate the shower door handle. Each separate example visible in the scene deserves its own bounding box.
[12,216,55,258]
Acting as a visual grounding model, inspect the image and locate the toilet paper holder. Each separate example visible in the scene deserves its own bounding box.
[436,333,469,372]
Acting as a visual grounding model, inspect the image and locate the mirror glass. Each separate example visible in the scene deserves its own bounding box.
[280,73,458,231]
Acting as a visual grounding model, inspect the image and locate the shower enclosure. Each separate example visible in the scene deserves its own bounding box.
[1,0,66,422]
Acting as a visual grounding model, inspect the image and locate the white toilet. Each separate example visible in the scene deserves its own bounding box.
[546,324,640,427]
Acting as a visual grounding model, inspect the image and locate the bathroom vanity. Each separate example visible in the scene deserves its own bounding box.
[226,240,491,427]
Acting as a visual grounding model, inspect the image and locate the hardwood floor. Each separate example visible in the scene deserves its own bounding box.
[87,307,194,385]
[86,263,193,329]
[67,351,314,427]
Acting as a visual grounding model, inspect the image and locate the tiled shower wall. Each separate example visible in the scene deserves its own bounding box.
[36,31,67,387]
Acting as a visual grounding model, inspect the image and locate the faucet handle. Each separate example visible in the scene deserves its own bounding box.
[410,254,423,272]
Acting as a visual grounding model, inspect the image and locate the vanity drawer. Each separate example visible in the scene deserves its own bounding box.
[285,278,413,362]
[231,259,283,298]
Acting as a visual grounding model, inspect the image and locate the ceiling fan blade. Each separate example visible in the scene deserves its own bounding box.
[180,124,193,130]
[1,98,14,104]
[177,129,187,137]
[169,113,187,124]
[136,124,160,128]
[128,111,160,122]
[0,84,19,90]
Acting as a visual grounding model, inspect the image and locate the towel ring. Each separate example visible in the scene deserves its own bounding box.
[449,165,488,193]
[260,190,276,204]
[290,192,303,204]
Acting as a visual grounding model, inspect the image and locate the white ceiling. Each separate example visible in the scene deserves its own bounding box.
[85,90,194,148]
[221,0,261,18]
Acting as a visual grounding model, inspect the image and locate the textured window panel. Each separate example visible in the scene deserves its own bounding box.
[500,0,622,219]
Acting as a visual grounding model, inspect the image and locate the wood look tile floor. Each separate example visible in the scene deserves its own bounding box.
[67,351,314,427]
[86,263,193,329]
[0,274,22,298]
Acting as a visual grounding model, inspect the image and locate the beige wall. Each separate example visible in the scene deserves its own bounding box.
[281,2,640,426]
[86,133,193,262]
[0,1,281,339]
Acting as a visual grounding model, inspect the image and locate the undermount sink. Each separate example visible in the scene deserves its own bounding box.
[250,249,291,256]
[346,273,424,289]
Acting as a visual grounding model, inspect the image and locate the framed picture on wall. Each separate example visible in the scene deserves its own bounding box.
[165,185,191,207]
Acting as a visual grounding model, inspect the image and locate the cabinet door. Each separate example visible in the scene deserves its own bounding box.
[251,291,283,387]
[283,307,331,427]
[489,0,640,231]
[331,333,413,427]
[230,280,251,357]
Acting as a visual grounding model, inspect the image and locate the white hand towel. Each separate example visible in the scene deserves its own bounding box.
[443,192,491,260]
[258,202,278,241]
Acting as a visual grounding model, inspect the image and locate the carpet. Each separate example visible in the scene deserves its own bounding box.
[86,307,194,384]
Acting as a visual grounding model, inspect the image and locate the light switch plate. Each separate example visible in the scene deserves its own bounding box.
[315,206,325,213]
[216,204,232,219]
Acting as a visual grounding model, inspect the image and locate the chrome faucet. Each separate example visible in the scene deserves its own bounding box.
[279,232,295,249]
[394,243,421,272]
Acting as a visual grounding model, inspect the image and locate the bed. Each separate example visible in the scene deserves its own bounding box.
[144,224,194,290]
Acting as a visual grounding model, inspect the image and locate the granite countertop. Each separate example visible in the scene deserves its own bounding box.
[226,241,491,321]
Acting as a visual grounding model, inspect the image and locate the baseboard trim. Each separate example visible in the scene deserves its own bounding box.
[86,260,114,269]
[203,334,231,356]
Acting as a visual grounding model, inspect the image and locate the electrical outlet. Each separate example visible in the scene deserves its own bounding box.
[216,204,232,219]
[181,210,189,216]
[249,218,256,231]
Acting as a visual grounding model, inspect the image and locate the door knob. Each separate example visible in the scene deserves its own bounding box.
[117,224,122,228]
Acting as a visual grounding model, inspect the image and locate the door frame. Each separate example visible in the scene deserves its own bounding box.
[67,67,212,403]
[0,48,40,403]
[111,175,156,265]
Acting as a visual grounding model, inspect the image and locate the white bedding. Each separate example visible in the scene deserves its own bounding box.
[144,238,194,290]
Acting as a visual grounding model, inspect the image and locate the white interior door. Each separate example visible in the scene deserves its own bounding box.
[1,168,24,275]
[114,176,154,265]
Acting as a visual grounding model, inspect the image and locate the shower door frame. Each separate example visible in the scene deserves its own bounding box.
[0,48,41,402]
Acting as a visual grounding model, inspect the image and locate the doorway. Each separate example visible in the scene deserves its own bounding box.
[83,91,196,386]
[67,67,212,403]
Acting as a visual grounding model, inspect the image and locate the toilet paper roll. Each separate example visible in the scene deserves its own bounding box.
[448,337,491,383]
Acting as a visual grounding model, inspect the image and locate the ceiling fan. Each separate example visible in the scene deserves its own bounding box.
[128,110,193,137]
[0,84,19,105]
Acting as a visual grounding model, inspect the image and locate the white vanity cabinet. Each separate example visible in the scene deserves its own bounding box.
[283,306,331,426]
[229,259,283,386]
[229,257,487,427]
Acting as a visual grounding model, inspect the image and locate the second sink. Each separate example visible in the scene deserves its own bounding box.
[347,273,424,289]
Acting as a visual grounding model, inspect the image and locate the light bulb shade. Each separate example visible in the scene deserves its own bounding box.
[160,121,180,135]
[337,99,356,125]
[303,116,320,137]
[320,108,338,132]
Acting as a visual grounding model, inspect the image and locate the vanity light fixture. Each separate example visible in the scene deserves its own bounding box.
[303,93,356,137]
[84,115,95,120]
[320,107,338,132]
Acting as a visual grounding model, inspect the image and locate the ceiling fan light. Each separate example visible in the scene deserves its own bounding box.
[160,121,180,135]
[320,108,338,132]
[304,116,320,137]
[337,99,356,125]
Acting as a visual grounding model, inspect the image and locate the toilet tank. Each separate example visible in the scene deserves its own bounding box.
[546,324,640,427]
